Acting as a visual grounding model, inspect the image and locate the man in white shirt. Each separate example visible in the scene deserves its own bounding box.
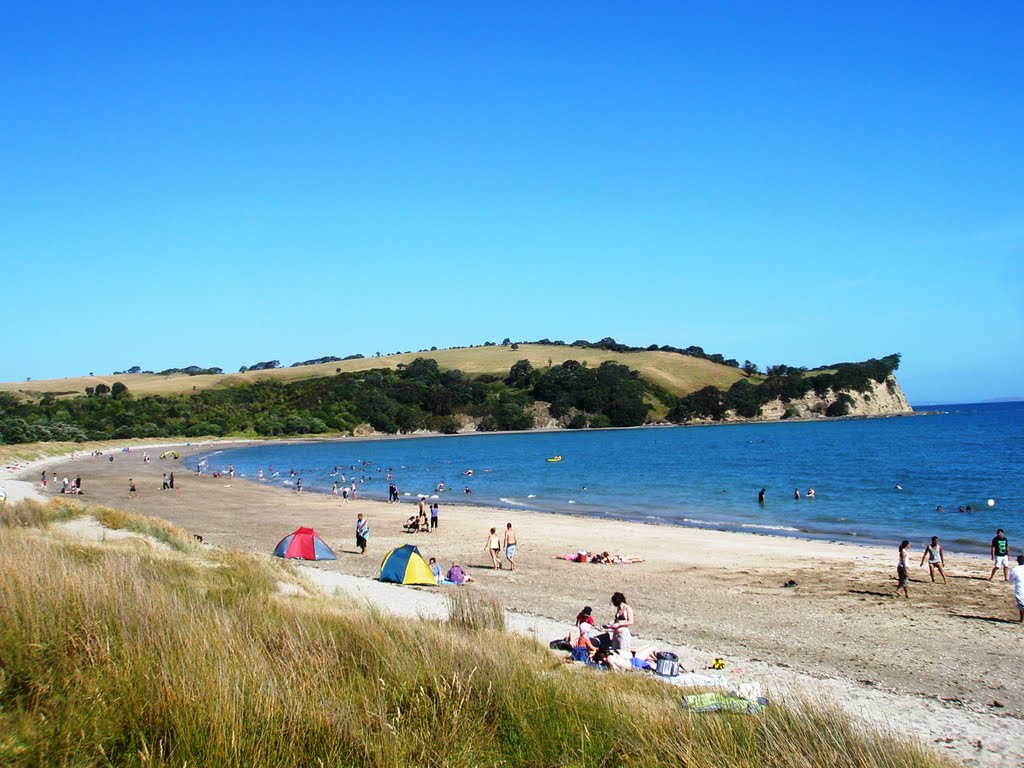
[1009,555,1024,624]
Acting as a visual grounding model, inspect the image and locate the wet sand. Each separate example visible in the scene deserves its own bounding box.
[14,442,1024,767]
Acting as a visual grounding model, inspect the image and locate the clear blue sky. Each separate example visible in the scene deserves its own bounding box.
[2,3,1021,404]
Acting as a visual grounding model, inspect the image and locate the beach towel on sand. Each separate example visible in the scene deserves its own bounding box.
[681,692,767,715]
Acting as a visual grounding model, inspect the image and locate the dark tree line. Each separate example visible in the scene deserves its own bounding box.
[0,357,654,444]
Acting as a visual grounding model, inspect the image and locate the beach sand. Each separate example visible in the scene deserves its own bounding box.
[10,441,1024,767]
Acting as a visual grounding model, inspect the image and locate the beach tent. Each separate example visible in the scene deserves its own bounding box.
[378,544,437,586]
[159,451,179,460]
[273,527,337,560]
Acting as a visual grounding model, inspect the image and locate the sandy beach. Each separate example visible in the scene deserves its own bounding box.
[7,440,1023,767]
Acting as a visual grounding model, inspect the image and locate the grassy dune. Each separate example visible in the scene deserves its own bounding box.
[1,344,751,401]
[0,499,950,768]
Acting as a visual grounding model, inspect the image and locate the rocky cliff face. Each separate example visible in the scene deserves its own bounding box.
[740,375,912,422]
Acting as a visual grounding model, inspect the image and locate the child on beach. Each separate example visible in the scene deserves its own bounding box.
[894,540,911,598]
[920,536,947,584]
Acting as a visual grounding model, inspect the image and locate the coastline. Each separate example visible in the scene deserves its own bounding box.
[11,438,1024,767]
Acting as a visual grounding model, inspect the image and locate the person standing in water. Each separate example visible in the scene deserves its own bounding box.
[894,540,911,598]
[794,488,801,500]
[758,487,766,504]
[920,536,947,584]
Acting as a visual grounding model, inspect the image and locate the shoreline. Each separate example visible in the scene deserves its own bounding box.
[11,437,1024,767]
[184,418,1000,558]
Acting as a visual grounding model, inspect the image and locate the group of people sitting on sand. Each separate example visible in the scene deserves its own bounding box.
[556,550,644,564]
[561,592,666,670]
[428,557,475,585]
[402,513,431,534]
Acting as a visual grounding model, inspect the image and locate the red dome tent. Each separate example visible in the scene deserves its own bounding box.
[273,527,336,560]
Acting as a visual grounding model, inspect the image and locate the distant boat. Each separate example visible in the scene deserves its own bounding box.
[546,455,563,462]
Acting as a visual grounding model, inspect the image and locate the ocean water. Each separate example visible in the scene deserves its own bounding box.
[190,402,1023,554]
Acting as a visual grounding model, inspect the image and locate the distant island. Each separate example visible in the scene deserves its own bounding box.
[0,339,910,445]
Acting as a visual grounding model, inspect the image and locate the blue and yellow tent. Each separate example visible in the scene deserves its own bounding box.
[379,544,437,586]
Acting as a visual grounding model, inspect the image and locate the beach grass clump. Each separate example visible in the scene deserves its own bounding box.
[447,588,507,632]
[0,504,952,768]
[91,505,197,552]
[0,497,81,528]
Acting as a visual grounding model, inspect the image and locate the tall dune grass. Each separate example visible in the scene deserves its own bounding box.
[0,502,951,767]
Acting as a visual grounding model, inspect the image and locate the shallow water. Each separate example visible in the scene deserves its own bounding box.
[190,402,1023,554]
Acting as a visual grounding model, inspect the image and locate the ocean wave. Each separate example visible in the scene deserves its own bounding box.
[681,516,800,533]
[498,497,531,507]
[527,494,537,498]
[739,523,800,532]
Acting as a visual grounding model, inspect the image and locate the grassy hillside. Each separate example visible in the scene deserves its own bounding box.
[1,344,752,401]
[0,499,950,768]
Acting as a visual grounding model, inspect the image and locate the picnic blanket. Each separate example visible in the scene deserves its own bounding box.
[681,691,767,715]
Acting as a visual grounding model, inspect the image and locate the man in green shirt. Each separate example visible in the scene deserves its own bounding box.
[989,529,1010,582]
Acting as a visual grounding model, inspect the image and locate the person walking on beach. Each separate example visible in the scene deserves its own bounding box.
[430,503,439,530]
[129,478,138,497]
[169,472,174,489]
[355,514,369,555]
[486,527,501,569]
[990,529,1010,581]
[1009,555,1024,623]
[504,522,518,571]
[162,473,169,490]
[920,536,947,584]
[296,478,302,494]
[894,540,911,598]
[419,496,427,519]
[332,481,338,497]
[758,487,766,504]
